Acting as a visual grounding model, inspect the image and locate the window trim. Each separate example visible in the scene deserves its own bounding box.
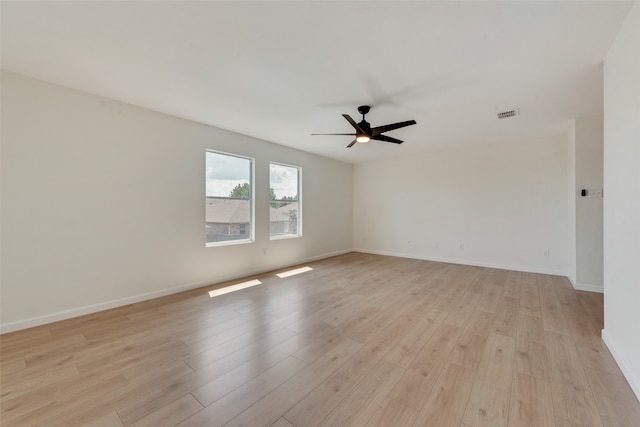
[269,161,302,240]
[205,150,255,247]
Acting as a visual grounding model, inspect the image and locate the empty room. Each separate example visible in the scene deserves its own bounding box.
[1,1,639,426]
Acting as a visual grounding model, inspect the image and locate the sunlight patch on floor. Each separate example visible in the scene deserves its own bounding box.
[208,279,262,298]
[276,266,313,278]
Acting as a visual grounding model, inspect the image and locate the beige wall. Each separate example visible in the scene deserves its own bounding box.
[0,71,353,331]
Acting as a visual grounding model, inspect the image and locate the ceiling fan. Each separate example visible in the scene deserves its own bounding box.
[312,105,417,148]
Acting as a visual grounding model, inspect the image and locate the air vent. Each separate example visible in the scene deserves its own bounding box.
[496,108,520,119]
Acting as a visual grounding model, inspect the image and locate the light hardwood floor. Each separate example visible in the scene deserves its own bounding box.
[1,253,640,426]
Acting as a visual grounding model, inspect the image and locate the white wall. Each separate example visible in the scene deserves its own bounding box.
[567,114,605,293]
[567,120,577,285]
[602,1,640,401]
[353,136,568,275]
[575,115,604,291]
[0,71,353,331]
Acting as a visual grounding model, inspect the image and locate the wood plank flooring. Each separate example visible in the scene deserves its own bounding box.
[1,253,639,426]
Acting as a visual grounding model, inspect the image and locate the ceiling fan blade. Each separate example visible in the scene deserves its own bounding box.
[372,134,404,144]
[311,133,356,136]
[370,120,417,136]
[347,139,358,148]
[342,114,366,134]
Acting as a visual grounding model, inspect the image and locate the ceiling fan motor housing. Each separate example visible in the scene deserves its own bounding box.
[358,120,372,134]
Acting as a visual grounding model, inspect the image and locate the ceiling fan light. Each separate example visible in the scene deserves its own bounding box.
[356,135,370,143]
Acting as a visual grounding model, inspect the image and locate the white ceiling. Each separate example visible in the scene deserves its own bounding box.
[1,1,633,164]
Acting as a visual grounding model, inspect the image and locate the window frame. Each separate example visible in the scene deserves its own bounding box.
[269,161,302,240]
[205,150,255,247]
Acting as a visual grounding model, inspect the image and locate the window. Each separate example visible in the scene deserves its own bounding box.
[270,162,301,239]
[206,151,254,246]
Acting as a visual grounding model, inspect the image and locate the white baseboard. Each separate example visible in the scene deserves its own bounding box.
[352,248,568,276]
[0,282,209,334]
[573,283,604,293]
[602,329,640,403]
[566,275,604,293]
[0,249,352,335]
